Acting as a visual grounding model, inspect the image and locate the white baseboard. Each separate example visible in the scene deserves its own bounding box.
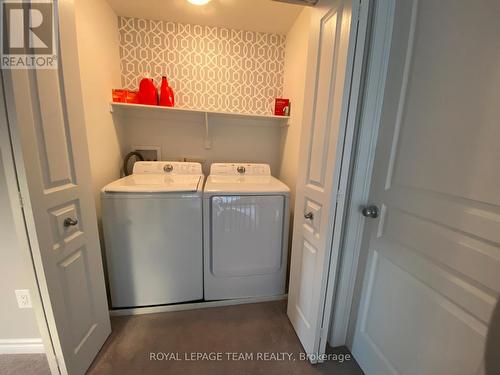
[0,338,45,354]
[110,294,288,317]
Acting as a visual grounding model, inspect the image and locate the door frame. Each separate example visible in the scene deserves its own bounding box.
[328,0,395,347]
[0,72,60,374]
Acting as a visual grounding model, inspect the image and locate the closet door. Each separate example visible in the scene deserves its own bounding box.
[351,0,500,373]
[3,1,110,374]
[287,0,367,360]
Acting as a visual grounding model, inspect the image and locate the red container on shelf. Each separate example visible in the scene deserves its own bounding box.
[274,98,290,116]
[159,76,175,107]
[138,78,158,105]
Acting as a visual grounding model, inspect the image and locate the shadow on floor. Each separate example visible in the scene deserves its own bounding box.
[89,300,364,375]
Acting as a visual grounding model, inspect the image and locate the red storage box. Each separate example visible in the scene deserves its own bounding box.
[274,98,290,116]
[126,90,139,104]
[112,89,140,104]
[112,89,127,103]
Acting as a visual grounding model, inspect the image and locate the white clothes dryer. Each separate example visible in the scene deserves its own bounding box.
[203,163,290,300]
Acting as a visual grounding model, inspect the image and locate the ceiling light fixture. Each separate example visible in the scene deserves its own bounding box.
[187,0,212,5]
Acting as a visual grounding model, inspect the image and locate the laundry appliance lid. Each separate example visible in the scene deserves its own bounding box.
[103,174,203,193]
[204,163,289,195]
[103,161,203,193]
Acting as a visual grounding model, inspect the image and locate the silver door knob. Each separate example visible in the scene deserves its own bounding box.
[64,218,78,227]
[304,212,314,220]
[361,205,379,218]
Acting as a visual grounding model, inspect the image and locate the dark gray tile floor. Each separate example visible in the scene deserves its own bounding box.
[88,300,364,375]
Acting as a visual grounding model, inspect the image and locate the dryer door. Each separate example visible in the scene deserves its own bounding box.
[205,195,288,300]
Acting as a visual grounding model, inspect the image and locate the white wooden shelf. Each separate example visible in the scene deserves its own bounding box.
[109,102,290,125]
[110,102,289,150]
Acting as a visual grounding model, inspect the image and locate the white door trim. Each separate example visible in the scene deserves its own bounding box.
[0,339,45,354]
[0,73,60,374]
[328,0,395,347]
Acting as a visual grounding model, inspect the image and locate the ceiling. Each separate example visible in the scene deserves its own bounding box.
[106,0,304,35]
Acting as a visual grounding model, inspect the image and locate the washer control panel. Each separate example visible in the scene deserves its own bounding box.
[210,163,271,176]
[133,161,202,175]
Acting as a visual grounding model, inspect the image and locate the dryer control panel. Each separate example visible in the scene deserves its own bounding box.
[133,161,202,175]
[210,163,271,176]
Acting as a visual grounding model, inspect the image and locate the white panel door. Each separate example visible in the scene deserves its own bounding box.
[3,1,110,374]
[287,0,364,359]
[351,0,500,374]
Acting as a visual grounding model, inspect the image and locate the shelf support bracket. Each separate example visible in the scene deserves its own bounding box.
[204,112,212,149]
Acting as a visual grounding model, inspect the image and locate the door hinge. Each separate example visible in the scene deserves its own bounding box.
[18,191,24,208]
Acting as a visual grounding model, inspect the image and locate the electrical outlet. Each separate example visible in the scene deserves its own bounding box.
[15,289,32,309]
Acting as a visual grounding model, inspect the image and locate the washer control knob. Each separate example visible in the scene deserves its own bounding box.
[163,164,174,173]
[237,166,246,174]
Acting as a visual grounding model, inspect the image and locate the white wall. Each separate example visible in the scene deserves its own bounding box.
[0,153,40,342]
[117,112,283,176]
[280,8,311,212]
[74,0,123,218]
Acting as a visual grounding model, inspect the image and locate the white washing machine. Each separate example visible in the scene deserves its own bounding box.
[203,163,290,300]
[101,161,204,308]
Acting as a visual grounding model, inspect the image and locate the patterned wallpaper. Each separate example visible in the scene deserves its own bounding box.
[118,17,285,115]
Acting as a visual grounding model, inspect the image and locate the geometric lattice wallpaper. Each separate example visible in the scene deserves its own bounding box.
[118,17,285,115]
